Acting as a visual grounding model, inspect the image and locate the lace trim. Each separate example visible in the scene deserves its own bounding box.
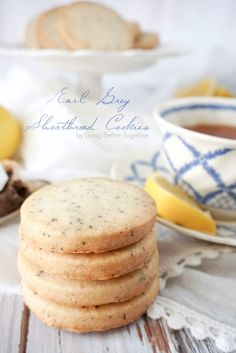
[159,246,234,290]
[147,296,236,352]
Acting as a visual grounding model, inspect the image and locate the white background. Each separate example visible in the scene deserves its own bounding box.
[0,0,235,50]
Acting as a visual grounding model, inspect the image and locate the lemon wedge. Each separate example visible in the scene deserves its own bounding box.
[175,78,235,98]
[0,106,21,160]
[214,85,234,97]
[145,172,216,235]
[175,78,217,97]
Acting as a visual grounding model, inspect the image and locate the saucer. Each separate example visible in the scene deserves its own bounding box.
[157,216,236,247]
[0,179,49,226]
[0,209,19,225]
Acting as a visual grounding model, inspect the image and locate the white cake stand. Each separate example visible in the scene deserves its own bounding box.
[0,44,188,99]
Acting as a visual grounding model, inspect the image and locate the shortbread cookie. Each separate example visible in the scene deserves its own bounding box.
[25,17,40,49]
[37,8,68,49]
[128,22,141,41]
[20,178,156,253]
[19,228,157,280]
[59,2,133,50]
[22,276,158,332]
[134,32,159,49]
[18,251,158,306]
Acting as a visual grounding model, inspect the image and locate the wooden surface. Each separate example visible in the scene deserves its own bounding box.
[0,293,230,353]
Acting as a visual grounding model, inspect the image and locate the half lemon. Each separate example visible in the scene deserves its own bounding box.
[0,106,21,160]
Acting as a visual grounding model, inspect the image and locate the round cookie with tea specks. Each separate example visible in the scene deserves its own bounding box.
[37,7,68,49]
[19,228,157,280]
[20,178,156,253]
[134,32,159,49]
[18,250,158,306]
[25,17,40,49]
[22,276,159,332]
[128,22,141,41]
[59,2,133,50]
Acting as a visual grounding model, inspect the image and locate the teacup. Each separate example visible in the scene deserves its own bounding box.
[153,97,236,221]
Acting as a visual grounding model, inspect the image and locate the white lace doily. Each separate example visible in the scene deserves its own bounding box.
[146,224,236,352]
[148,296,236,352]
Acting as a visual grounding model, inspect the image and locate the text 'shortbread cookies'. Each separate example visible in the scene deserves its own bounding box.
[19,228,157,280]
[18,251,158,306]
[20,178,156,253]
[22,276,159,332]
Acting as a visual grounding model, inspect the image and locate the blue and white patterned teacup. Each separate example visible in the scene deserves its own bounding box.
[154,97,236,221]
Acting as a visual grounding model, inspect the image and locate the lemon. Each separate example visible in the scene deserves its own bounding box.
[0,106,21,160]
[145,172,216,235]
[175,78,235,98]
[175,78,217,97]
[214,86,234,97]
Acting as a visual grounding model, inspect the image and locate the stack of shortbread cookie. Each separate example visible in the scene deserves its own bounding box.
[25,1,159,51]
[18,178,159,332]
